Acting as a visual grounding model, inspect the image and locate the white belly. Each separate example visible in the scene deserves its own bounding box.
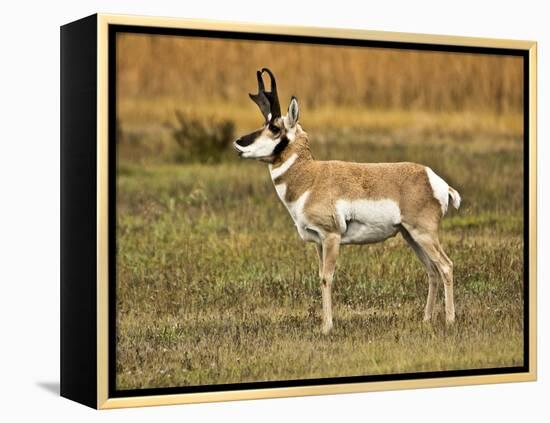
[274,184,401,245]
[336,198,401,245]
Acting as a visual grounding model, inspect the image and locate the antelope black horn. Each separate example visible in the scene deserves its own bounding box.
[256,70,265,92]
[261,68,281,119]
[249,70,271,121]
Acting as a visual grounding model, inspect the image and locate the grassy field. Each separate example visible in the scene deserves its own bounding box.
[115,111,524,390]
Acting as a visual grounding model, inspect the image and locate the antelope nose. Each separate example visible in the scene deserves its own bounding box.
[234,138,244,147]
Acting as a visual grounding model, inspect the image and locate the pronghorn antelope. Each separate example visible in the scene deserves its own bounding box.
[234,68,461,334]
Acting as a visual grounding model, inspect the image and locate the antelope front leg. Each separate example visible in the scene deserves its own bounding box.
[315,244,323,279]
[320,233,341,334]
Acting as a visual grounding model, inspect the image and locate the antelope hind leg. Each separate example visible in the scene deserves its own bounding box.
[401,226,440,321]
[401,223,455,324]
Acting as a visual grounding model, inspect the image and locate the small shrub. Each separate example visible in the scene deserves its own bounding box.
[172,110,235,163]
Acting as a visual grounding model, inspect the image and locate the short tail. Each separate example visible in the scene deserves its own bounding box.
[448,187,461,210]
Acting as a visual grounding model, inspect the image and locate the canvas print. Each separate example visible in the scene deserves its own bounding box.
[114,31,525,391]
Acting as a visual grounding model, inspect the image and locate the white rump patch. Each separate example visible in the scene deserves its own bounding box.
[335,198,401,245]
[449,187,462,210]
[425,167,450,214]
[269,153,298,180]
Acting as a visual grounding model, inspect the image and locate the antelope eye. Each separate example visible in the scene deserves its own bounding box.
[268,124,280,134]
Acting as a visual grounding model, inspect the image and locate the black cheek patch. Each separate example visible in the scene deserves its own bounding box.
[236,129,263,147]
[272,135,289,156]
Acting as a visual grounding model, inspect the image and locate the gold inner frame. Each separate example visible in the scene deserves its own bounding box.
[96,13,537,409]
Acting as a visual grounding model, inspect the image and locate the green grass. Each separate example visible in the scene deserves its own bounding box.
[115,115,524,389]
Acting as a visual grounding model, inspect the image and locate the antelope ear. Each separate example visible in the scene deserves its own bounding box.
[284,96,299,129]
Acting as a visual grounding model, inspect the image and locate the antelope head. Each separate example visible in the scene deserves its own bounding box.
[234,68,300,162]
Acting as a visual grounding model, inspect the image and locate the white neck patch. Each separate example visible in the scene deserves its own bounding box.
[269,153,298,180]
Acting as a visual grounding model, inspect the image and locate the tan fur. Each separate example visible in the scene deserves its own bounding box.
[272,126,442,234]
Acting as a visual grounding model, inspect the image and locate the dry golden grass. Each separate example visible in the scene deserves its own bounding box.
[118,97,523,133]
[117,33,523,113]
